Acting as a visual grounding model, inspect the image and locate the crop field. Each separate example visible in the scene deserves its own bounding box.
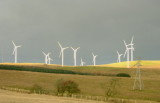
[99,60,160,69]
[0,61,160,103]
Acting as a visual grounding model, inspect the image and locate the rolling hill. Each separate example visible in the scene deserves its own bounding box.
[0,61,160,102]
[1,60,160,69]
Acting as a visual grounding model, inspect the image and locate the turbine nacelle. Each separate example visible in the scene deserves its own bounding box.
[59,47,68,58]
[12,41,22,55]
[71,47,80,51]
[58,42,69,58]
[123,47,132,58]
[92,53,98,57]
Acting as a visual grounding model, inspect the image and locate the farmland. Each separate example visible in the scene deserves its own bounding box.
[100,60,160,69]
[0,61,160,103]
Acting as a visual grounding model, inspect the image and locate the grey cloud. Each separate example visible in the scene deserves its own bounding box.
[0,0,160,65]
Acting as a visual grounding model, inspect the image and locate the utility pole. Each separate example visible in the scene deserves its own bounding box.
[133,58,143,90]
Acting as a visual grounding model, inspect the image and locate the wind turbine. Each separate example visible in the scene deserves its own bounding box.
[12,41,22,63]
[71,47,80,66]
[58,42,69,67]
[117,51,123,63]
[130,36,135,61]
[123,40,131,68]
[42,52,50,64]
[80,58,85,66]
[48,56,53,64]
[92,53,98,66]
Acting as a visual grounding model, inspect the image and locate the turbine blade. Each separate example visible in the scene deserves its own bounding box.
[71,47,74,50]
[12,48,16,55]
[42,52,46,56]
[17,45,22,48]
[76,47,80,51]
[92,53,94,56]
[58,41,62,48]
[131,36,134,44]
[47,52,51,56]
[123,49,128,58]
[12,40,16,47]
[64,47,69,50]
[49,57,53,61]
[123,40,127,47]
[117,51,119,55]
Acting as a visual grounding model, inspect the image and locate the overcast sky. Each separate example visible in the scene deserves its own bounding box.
[0,0,160,65]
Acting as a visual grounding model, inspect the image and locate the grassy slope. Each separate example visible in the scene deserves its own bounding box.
[0,64,160,102]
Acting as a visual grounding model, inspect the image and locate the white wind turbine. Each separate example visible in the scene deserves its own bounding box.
[58,42,69,67]
[123,40,132,68]
[80,58,85,66]
[48,56,53,64]
[117,51,123,63]
[12,41,22,63]
[71,47,80,66]
[42,52,50,64]
[130,36,135,61]
[92,53,98,66]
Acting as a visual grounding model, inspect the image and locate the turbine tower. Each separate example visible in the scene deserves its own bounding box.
[71,47,80,66]
[58,42,68,67]
[92,53,98,66]
[117,51,123,63]
[12,41,22,63]
[80,58,85,66]
[42,52,50,64]
[123,40,131,68]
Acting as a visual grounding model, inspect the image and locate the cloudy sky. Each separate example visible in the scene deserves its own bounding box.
[0,0,160,65]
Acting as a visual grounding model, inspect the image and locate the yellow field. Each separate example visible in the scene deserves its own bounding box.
[1,60,160,69]
[0,63,61,67]
[99,60,160,69]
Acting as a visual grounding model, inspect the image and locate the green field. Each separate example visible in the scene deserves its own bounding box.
[0,62,160,103]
